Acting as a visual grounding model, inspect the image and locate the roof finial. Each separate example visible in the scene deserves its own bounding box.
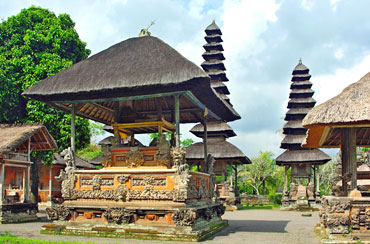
[139,20,155,37]
[298,58,302,65]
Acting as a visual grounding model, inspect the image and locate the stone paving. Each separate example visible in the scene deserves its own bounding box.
[0,209,320,244]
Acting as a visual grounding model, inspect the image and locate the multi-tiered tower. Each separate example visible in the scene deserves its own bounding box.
[276,60,330,209]
[186,21,250,209]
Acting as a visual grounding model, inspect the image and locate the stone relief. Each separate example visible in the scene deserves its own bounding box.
[128,186,173,200]
[117,175,129,184]
[202,207,213,221]
[45,205,71,221]
[57,171,76,200]
[171,147,191,202]
[80,176,114,187]
[155,133,172,168]
[60,147,76,172]
[101,144,112,168]
[132,176,166,187]
[125,147,145,167]
[103,207,132,224]
[172,209,197,226]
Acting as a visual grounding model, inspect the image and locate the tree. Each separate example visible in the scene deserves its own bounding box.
[0,6,91,152]
[238,151,276,195]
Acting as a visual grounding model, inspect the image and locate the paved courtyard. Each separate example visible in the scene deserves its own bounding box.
[0,209,320,244]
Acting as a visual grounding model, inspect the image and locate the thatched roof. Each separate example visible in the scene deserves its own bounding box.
[302,72,370,148]
[190,122,236,138]
[52,153,95,169]
[205,20,222,35]
[23,36,240,124]
[0,124,57,155]
[276,149,331,166]
[186,140,250,164]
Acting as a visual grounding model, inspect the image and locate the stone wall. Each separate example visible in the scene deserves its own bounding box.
[240,194,272,205]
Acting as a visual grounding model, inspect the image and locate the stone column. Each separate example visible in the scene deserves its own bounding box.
[283,166,289,196]
[27,166,31,202]
[48,167,53,203]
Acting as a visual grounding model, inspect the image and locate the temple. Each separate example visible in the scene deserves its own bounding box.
[186,21,251,210]
[0,124,57,223]
[276,60,331,210]
[23,32,240,241]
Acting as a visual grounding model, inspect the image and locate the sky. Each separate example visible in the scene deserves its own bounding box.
[1,0,370,159]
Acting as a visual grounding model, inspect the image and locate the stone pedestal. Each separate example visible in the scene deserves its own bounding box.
[0,203,38,223]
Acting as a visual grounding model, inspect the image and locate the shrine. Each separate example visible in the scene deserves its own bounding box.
[276,60,331,210]
[0,124,57,223]
[23,32,240,241]
[302,71,370,240]
[186,21,251,210]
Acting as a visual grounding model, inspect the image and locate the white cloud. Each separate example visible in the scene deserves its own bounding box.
[314,54,370,105]
[301,0,314,11]
[334,48,344,59]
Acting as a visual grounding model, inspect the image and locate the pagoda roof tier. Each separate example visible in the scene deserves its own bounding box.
[203,43,224,52]
[207,70,229,82]
[205,21,222,35]
[292,62,309,75]
[282,120,307,135]
[201,60,226,71]
[190,121,236,138]
[23,36,240,124]
[205,35,223,43]
[186,140,250,164]
[292,74,312,81]
[211,81,230,95]
[285,108,312,120]
[289,88,314,98]
[280,134,307,149]
[276,149,331,166]
[287,97,316,108]
[290,81,313,89]
[202,51,225,61]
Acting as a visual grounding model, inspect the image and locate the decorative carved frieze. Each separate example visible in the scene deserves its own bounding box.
[117,175,129,184]
[80,176,114,187]
[172,209,197,226]
[103,207,132,224]
[45,205,71,221]
[125,148,145,168]
[132,176,166,187]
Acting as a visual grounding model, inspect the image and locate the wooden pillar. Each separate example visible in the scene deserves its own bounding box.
[284,165,289,195]
[316,165,320,196]
[341,128,357,195]
[174,95,180,147]
[0,163,4,204]
[49,167,53,202]
[203,117,208,172]
[27,165,31,202]
[71,104,76,153]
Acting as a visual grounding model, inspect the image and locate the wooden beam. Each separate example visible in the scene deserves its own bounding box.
[341,128,357,195]
[89,102,114,115]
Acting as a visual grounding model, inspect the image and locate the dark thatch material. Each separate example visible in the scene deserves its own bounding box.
[211,81,230,94]
[302,72,370,148]
[277,60,330,165]
[205,20,222,35]
[88,154,103,166]
[276,149,331,166]
[203,43,224,52]
[186,140,250,164]
[190,122,236,138]
[0,124,57,155]
[23,36,240,124]
[52,153,95,169]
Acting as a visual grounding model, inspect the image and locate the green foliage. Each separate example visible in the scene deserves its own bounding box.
[0,233,95,243]
[149,133,194,147]
[238,151,279,195]
[0,6,91,154]
[76,144,102,162]
[267,191,283,204]
[181,138,194,147]
[89,121,105,138]
[319,156,340,195]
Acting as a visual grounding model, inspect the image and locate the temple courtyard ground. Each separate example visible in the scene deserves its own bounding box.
[0,208,320,244]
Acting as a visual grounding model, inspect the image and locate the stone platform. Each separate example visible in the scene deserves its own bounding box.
[0,203,38,224]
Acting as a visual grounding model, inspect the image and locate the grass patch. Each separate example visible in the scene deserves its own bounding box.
[239,204,280,210]
[0,233,98,244]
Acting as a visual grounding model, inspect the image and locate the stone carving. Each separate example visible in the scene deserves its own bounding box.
[327,200,351,213]
[80,177,114,187]
[155,134,171,168]
[117,175,129,184]
[57,171,76,200]
[132,176,166,187]
[207,154,217,199]
[198,178,209,199]
[307,182,315,200]
[172,209,197,226]
[171,147,191,202]
[104,208,132,224]
[215,205,226,217]
[125,147,145,168]
[289,183,298,200]
[171,147,187,170]
[101,144,112,168]
[60,147,76,172]
[45,205,71,221]
[187,177,199,199]
[114,184,129,201]
[92,175,102,191]
[128,185,173,200]
[202,207,213,221]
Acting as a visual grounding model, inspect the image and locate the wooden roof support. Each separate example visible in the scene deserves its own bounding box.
[341,128,357,195]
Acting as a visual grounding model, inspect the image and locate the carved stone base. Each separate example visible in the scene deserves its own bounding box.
[0,203,38,223]
[280,199,320,211]
[42,205,227,242]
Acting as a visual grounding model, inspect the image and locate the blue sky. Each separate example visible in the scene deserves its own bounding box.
[1,0,370,158]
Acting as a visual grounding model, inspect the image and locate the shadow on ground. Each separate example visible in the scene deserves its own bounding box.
[204,219,290,242]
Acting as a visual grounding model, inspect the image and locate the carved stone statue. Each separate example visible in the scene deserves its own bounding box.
[125,147,144,168]
[60,147,76,173]
[155,134,171,168]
